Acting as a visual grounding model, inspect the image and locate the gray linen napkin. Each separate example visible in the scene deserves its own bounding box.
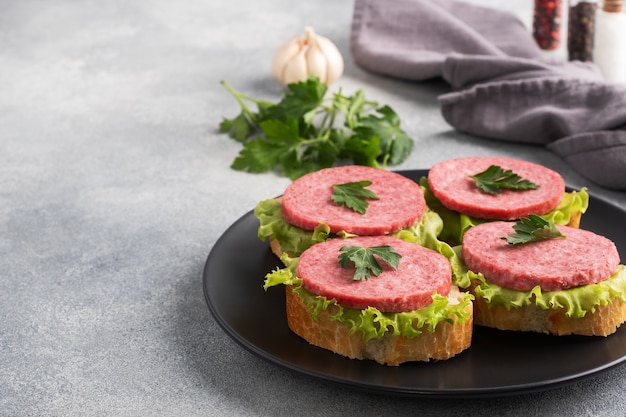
[351,0,626,190]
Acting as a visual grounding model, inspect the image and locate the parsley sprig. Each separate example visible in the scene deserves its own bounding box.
[219,76,414,180]
[469,165,540,195]
[338,245,402,281]
[331,181,379,214]
[501,215,566,245]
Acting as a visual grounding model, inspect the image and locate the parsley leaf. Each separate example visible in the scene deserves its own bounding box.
[262,77,326,123]
[338,245,402,281]
[501,215,566,244]
[231,118,300,173]
[219,113,255,143]
[230,137,293,173]
[354,105,413,166]
[469,165,541,195]
[219,76,415,179]
[331,181,379,214]
[339,134,381,167]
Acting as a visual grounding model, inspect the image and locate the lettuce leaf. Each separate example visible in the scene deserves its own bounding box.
[254,198,333,256]
[471,265,626,318]
[254,198,472,288]
[264,262,474,342]
[391,211,472,289]
[419,177,589,245]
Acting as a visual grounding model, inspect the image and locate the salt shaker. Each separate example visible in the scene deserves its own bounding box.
[594,0,626,83]
[568,0,598,61]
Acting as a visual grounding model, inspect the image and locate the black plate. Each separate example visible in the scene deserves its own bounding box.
[203,169,626,398]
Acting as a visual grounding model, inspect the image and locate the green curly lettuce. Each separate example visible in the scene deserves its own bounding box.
[471,265,626,318]
[264,258,474,342]
[391,211,472,289]
[419,177,589,245]
[254,198,473,288]
[254,198,333,257]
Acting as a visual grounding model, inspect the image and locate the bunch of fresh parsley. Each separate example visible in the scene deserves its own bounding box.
[219,76,414,180]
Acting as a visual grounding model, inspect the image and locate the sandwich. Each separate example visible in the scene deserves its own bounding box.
[264,235,473,365]
[461,218,626,336]
[254,165,455,261]
[420,156,589,245]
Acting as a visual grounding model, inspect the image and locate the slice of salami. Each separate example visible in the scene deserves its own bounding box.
[281,166,426,235]
[428,156,565,220]
[297,235,452,312]
[462,221,620,291]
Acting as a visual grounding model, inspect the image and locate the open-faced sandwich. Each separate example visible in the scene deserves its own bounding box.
[461,217,626,336]
[420,156,589,245]
[264,235,473,365]
[254,165,451,260]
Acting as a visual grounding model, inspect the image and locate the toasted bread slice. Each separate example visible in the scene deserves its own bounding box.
[468,281,626,336]
[284,285,473,366]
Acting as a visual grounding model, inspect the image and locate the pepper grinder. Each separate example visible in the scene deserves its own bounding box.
[568,0,598,61]
[594,0,626,83]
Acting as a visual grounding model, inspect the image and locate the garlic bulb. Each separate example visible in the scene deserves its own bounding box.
[271,27,344,86]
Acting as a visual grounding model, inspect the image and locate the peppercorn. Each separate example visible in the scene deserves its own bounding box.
[568,1,597,61]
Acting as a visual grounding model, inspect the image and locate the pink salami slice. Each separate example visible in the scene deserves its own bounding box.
[428,156,565,220]
[462,221,620,291]
[281,166,426,235]
[296,235,452,312]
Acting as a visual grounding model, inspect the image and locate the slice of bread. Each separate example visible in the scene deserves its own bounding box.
[468,281,626,336]
[269,237,284,258]
[566,210,582,228]
[284,285,473,366]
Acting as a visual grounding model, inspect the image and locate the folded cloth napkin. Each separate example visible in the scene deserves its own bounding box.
[351,0,626,190]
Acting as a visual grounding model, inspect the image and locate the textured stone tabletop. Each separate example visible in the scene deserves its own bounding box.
[2,0,626,415]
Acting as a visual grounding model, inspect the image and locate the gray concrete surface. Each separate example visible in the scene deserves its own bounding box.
[2,0,625,415]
